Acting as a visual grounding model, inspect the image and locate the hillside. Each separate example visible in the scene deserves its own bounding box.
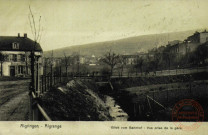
[44,30,198,57]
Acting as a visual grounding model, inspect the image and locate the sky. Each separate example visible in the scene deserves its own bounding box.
[0,0,208,51]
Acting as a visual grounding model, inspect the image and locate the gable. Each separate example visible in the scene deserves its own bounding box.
[0,36,42,52]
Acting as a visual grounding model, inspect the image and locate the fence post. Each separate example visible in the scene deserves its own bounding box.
[48,76,50,91]
[152,90,155,112]
[45,76,47,92]
[138,104,141,116]
[47,76,49,91]
[29,83,33,120]
[44,75,46,92]
[49,76,53,90]
[60,66,62,82]
[134,103,136,117]
[54,75,55,85]
[33,105,39,120]
[41,75,43,94]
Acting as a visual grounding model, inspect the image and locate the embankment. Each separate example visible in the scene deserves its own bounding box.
[41,80,112,121]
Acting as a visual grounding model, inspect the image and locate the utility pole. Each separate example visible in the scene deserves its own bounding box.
[50,50,53,88]
[28,5,43,121]
[29,50,35,120]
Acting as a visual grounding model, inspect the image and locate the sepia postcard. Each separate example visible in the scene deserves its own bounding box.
[0,0,208,134]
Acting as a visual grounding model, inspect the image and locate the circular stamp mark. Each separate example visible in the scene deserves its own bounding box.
[172,99,204,131]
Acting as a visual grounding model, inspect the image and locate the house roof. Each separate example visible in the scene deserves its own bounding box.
[0,36,42,52]
[168,40,182,46]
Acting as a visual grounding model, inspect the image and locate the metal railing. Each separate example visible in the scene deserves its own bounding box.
[30,91,51,121]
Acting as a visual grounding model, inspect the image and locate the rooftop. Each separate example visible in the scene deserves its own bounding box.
[0,35,42,52]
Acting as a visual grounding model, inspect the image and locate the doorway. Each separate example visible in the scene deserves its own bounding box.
[10,66,15,76]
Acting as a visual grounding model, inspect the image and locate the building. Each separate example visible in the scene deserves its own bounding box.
[122,55,136,65]
[167,40,187,55]
[187,30,208,44]
[0,33,42,76]
[166,30,208,57]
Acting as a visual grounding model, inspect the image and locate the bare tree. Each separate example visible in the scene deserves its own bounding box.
[101,50,120,76]
[162,51,175,74]
[28,6,43,43]
[134,55,144,76]
[50,50,54,75]
[71,52,80,75]
[151,52,162,75]
[63,52,71,77]
[117,56,126,77]
[28,5,43,91]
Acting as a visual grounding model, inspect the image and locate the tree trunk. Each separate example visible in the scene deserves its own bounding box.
[66,67,68,77]
[169,61,170,74]
[25,53,28,75]
[1,61,2,76]
[110,65,113,76]
[44,63,47,76]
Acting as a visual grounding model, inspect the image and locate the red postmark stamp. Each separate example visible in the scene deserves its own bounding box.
[172,99,204,131]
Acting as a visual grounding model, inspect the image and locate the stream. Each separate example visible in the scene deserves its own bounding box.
[105,96,128,121]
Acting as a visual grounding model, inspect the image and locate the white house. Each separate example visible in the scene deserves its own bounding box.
[0,33,43,76]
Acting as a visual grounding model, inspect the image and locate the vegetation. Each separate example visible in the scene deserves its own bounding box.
[100,50,120,76]
[42,80,112,121]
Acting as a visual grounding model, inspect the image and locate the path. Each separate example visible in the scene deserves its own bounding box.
[0,79,30,121]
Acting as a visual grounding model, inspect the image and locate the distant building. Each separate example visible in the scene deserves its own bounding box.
[88,54,98,66]
[187,30,208,44]
[79,56,86,64]
[166,30,208,57]
[43,57,62,68]
[0,33,42,76]
[167,40,187,55]
[168,40,183,46]
[120,53,150,65]
[122,55,136,65]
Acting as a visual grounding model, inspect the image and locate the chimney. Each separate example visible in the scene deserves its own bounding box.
[18,33,20,37]
[24,33,27,38]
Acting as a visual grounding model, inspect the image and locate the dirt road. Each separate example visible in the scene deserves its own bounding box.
[0,79,30,121]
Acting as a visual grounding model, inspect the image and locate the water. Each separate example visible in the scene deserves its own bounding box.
[105,96,128,121]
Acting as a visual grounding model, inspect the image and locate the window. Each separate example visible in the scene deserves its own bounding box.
[3,55,8,61]
[17,55,21,61]
[18,66,24,74]
[12,42,19,49]
[8,54,13,61]
[21,54,25,62]
[13,54,17,62]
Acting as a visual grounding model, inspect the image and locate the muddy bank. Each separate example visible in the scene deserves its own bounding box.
[105,96,128,121]
[42,79,112,121]
[41,79,128,121]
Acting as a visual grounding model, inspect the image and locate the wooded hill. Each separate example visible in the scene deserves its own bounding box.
[44,30,200,57]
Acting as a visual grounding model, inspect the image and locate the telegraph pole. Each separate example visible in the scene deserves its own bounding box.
[29,50,35,120]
